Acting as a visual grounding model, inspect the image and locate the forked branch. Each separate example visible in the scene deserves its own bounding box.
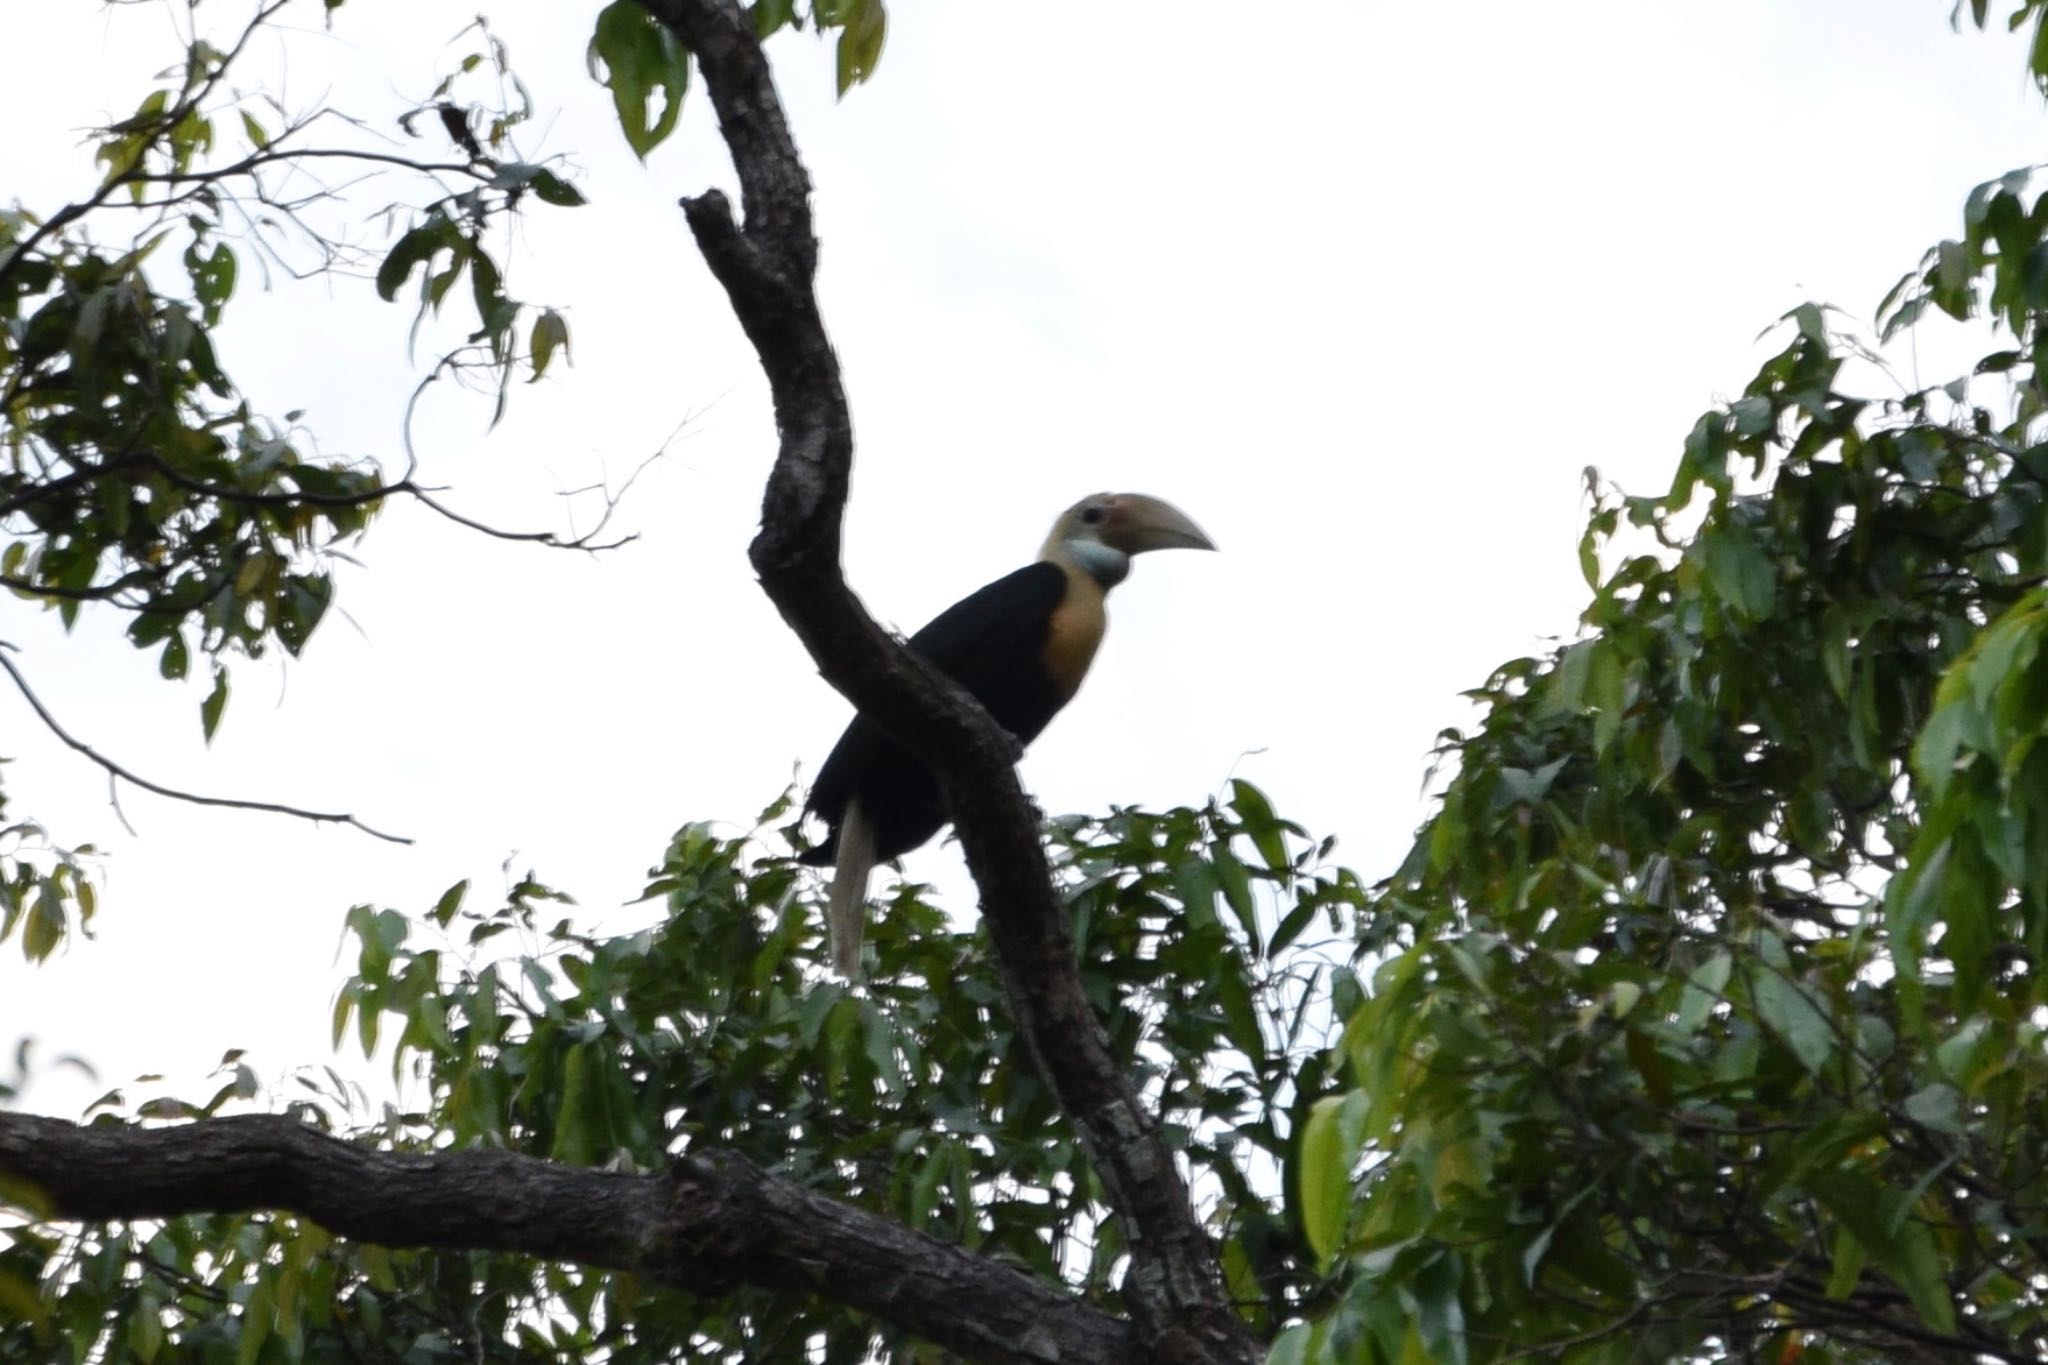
[637,2,1258,1360]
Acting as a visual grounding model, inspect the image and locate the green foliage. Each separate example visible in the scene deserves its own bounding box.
[1,163,367,963]
[32,3,2048,1362]
[743,0,891,94]
[2,207,374,661]
[1276,14,2048,1357]
[0,6,586,958]
[583,0,892,137]
[4,786,1360,1361]
[0,796,97,965]
[382,21,585,425]
[589,1,693,160]
[828,0,889,98]
[0,0,897,965]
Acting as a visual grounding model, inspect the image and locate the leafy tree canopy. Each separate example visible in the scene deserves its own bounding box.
[14,2,2048,1364]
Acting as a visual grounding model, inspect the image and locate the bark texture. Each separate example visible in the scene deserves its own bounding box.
[0,1111,1130,1365]
[639,2,1258,1361]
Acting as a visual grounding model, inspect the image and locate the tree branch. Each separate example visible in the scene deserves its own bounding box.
[0,645,409,845]
[0,0,296,298]
[636,3,1257,1361]
[0,1111,1131,1365]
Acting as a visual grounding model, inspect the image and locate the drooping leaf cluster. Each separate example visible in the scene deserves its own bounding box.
[0,2,599,960]
[2,17,374,961]
[1,0,903,965]
[746,0,890,98]
[2,785,1358,1363]
[586,0,888,162]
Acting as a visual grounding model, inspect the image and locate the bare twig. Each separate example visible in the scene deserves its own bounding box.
[127,146,490,185]
[0,644,409,845]
[402,484,636,552]
[0,0,295,297]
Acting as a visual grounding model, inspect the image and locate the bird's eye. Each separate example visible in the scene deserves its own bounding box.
[1081,506,1107,525]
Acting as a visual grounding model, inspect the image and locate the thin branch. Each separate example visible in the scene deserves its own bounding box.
[0,573,149,606]
[126,146,490,185]
[0,454,142,519]
[2,444,639,571]
[405,485,636,552]
[636,2,1256,1361]
[0,645,409,845]
[0,0,295,297]
[0,1110,1131,1365]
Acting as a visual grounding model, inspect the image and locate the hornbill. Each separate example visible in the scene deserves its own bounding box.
[802,492,1214,977]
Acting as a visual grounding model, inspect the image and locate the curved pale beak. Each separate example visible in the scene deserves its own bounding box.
[1101,493,1216,554]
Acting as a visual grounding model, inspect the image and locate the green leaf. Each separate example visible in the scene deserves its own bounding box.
[22,884,63,962]
[375,221,449,303]
[1264,1323,1321,1365]
[1298,1091,1366,1268]
[1888,838,1952,986]
[752,0,797,37]
[860,999,903,1096]
[236,1275,272,1365]
[1212,842,1259,946]
[1268,899,1318,957]
[468,246,511,338]
[1824,1223,1866,1300]
[275,574,332,655]
[200,666,229,742]
[551,1042,601,1165]
[1750,961,1833,1074]
[1410,1253,1469,1365]
[186,242,237,324]
[823,995,861,1096]
[128,1293,165,1363]
[1232,779,1295,873]
[1728,395,1774,436]
[1676,951,1732,1034]
[835,0,888,96]
[330,981,358,1051]
[431,880,468,928]
[530,308,570,382]
[1810,1169,1957,1334]
[797,979,842,1047]
[588,0,691,160]
[529,169,586,207]
[1902,1081,1963,1135]
[1700,524,1777,621]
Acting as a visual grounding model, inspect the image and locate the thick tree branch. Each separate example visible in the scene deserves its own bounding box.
[637,3,1258,1361]
[0,1111,1130,1365]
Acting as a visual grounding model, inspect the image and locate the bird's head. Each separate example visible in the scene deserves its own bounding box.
[1041,492,1216,586]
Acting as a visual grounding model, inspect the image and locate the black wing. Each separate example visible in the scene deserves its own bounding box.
[803,563,1069,864]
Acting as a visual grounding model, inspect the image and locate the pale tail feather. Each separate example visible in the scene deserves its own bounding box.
[828,798,876,979]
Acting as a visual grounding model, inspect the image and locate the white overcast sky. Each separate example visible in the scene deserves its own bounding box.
[2,1,2043,1112]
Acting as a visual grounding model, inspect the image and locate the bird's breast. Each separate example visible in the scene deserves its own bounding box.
[1041,570,1107,700]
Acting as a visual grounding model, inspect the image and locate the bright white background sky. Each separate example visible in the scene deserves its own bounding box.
[1,1,2042,1114]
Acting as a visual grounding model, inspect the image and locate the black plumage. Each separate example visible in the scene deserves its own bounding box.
[800,491,1213,977]
[800,561,1070,867]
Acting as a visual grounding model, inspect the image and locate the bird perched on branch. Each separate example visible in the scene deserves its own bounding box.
[801,492,1215,977]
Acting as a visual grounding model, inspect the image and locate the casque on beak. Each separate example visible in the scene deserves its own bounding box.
[1099,493,1217,554]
